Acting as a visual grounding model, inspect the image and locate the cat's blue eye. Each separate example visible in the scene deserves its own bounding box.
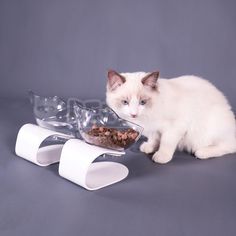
[122,100,129,105]
[139,100,147,105]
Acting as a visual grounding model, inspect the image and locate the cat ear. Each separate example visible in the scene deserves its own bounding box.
[141,71,159,90]
[107,70,126,91]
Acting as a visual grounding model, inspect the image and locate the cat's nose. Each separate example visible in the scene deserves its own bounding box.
[130,113,137,118]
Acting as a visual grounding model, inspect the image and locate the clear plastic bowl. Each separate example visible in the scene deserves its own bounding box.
[29,91,80,137]
[74,105,143,151]
[29,91,143,151]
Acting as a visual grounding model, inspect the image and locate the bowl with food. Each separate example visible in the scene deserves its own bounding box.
[74,105,143,151]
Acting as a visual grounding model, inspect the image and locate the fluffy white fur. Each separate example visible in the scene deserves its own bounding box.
[106,71,236,164]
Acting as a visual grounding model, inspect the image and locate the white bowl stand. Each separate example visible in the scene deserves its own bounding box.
[15,124,128,190]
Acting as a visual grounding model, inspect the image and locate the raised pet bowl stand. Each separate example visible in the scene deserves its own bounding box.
[15,124,128,190]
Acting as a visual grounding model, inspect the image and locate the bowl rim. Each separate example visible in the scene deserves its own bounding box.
[29,90,65,102]
[74,104,144,135]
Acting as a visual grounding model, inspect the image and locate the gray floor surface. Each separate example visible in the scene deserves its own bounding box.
[0,98,236,236]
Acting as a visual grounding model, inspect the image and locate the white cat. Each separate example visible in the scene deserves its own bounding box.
[106,70,236,164]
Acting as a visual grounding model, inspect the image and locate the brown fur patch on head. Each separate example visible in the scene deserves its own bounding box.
[141,71,159,90]
[107,70,126,91]
[138,92,153,108]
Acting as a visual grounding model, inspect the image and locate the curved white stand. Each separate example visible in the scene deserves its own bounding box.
[15,124,71,166]
[15,124,128,190]
[59,139,127,190]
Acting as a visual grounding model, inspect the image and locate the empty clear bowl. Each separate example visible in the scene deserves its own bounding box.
[74,105,143,151]
[29,91,80,137]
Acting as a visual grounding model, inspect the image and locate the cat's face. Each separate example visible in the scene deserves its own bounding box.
[106,70,159,122]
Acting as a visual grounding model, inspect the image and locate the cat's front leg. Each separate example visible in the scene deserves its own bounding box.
[152,131,182,164]
[140,132,160,154]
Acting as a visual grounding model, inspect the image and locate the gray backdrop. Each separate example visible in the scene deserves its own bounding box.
[0,0,236,107]
[1,1,236,236]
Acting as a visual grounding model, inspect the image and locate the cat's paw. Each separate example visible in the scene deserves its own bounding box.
[152,151,172,164]
[140,142,156,154]
[195,149,210,159]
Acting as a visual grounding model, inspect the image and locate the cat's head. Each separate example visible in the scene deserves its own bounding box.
[106,70,159,121]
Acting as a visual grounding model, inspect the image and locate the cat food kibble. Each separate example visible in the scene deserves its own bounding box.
[83,125,139,150]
